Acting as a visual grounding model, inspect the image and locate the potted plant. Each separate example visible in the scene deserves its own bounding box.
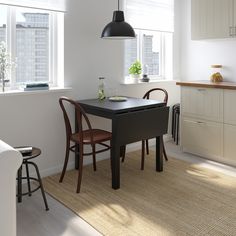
[129,60,142,80]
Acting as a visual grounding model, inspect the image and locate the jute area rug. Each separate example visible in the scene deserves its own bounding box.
[43,151,236,236]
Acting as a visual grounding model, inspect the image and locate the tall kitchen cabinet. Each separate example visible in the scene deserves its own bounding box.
[191,0,236,39]
[177,81,236,167]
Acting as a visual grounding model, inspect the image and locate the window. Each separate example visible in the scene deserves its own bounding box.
[0,0,65,88]
[124,0,174,80]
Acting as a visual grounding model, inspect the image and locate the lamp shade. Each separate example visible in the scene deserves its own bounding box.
[101,11,135,39]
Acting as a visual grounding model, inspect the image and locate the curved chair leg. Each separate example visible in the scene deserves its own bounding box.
[25,161,32,196]
[146,139,149,155]
[92,144,97,171]
[121,145,126,163]
[76,144,84,193]
[141,140,145,170]
[163,143,168,161]
[59,139,70,183]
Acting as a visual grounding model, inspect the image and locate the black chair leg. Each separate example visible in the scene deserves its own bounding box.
[121,145,126,162]
[29,161,49,211]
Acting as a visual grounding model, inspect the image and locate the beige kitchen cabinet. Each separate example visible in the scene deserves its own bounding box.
[191,0,234,39]
[181,86,223,122]
[182,117,223,159]
[177,81,236,166]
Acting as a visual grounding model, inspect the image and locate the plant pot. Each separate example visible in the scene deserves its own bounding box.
[129,74,141,83]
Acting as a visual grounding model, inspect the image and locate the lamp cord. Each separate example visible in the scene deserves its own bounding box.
[118,0,120,10]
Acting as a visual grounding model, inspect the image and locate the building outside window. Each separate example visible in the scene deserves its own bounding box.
[0,0,65,89]
[124,0,174,80]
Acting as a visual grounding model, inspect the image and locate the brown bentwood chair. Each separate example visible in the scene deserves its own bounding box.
[122,88,168,169]
[59,97,112,193]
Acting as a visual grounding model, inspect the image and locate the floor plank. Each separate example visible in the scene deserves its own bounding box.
[17,189,101,236]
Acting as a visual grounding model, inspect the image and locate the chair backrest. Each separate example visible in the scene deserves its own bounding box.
[59,97,93,141]
[143,88,168,105]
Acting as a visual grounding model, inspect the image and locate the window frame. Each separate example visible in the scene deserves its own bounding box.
[125,29,172,81]
[1,4,63,89]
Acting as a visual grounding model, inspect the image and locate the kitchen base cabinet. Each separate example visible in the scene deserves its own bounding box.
[177,81,236,167]
[182,118,223,160]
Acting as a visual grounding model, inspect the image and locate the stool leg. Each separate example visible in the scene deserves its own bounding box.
[173,110,176,142]
[17,166,22,203]
[29,161,49,211]
[25,162,32,196]
[176,113,179,145]
[172,106,175,137]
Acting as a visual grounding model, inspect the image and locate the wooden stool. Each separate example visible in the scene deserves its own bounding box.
[16,147,49,211]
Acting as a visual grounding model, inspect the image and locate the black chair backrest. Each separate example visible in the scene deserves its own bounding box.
[59,97,93,141]
[143,88,168,104]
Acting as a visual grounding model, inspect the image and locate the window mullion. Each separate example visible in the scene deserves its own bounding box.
[8,7,16,88]
[160,33,165,79]
[138,30,142,64]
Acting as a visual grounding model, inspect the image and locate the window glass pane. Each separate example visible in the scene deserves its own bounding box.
[124,35,138,76]
[15,7,50,83]
[0,5,7,43]
[142,31,161,76]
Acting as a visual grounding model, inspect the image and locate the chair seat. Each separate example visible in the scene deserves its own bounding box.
[71,129,112,144]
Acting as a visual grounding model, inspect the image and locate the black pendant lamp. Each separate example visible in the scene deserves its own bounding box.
[101,0,135,39]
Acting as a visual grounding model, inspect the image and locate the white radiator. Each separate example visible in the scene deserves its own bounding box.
[0,140,22,236]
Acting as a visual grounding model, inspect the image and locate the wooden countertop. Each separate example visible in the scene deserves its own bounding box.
[176,81,236,90]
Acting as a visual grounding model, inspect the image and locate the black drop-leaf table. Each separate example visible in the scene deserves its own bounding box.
[76,97,169,190]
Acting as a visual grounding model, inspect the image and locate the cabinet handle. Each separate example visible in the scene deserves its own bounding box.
[197,88,205,92]
[197,121,205,124]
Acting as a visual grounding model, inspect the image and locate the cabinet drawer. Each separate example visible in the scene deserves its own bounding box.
[182,118,223,159]
[224,90,236,125]
[224,124,236,162]
[181,87,223,122]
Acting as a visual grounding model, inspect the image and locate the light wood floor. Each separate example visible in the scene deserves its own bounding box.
[17,186,101,236]
[17,141,236,236]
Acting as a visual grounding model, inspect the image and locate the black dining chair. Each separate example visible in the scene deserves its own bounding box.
[59,97,112,193]
[122,88,168,170]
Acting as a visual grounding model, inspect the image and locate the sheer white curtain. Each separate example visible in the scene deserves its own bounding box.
[0,0,66,12]
[124,0,174,32]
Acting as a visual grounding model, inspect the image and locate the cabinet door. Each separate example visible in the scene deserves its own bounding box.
[182,118,223,159]
[181,87,223,122]
[224,89,236,125]
[224,124,236,162]
[191,0,234,39]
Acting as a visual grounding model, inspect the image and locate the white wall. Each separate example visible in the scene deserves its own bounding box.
[0,0,180,178]
[179,0,236,82]
[0,91,72,177]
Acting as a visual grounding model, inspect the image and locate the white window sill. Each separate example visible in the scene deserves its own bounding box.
[0,87,72,96]
[120,78,176,85]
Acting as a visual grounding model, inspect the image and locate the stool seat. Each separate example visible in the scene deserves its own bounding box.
[16,146,49,211]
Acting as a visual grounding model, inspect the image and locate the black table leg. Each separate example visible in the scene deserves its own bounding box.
[111,118,120,189]
[156,136,163,172]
